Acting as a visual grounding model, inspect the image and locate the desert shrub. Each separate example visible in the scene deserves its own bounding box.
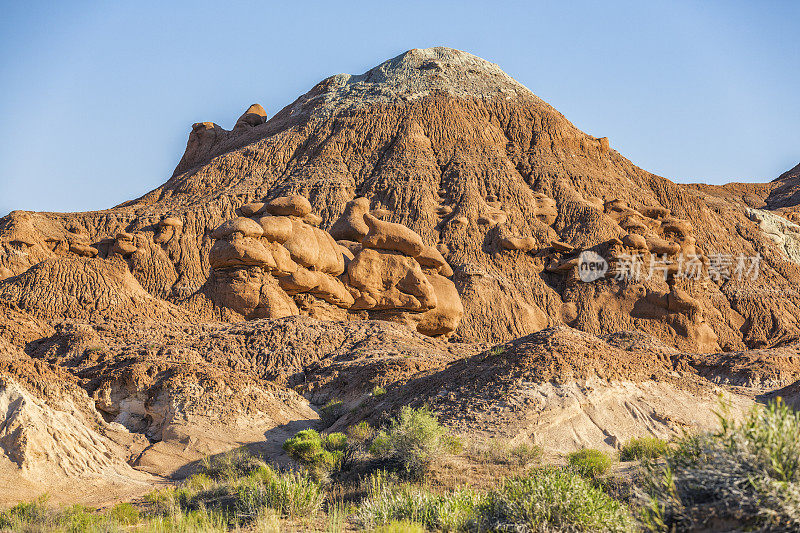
[488,345,506,357]
[323,498,349,533]
[236,467,324,519]
[251,508,281,532]
[199,447,267,480]
[567,448,614,479]
[0,497,146,532]
[283,429,348,479]
[320,399,344,425]
[362,469,401,499]
[638,398,800,531]
[354,482,482,531]
[478,468,635,532]
[147,460,323,526]
[369,406,460,478]
[347,420,374,443]
[469,438,542,466]
[2,495,50,526]
[509,442,543,466]
[106,502,141,525]
[138,507,228,532]
[620,437,670,461]
[325,432,348,451]
[372,385,387,397]
[60,505,107,531]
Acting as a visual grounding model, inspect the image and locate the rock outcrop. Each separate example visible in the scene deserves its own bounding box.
[205,195,463,337]
[0,338,154,505]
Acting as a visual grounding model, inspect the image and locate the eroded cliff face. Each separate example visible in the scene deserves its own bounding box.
[1,47,799,352]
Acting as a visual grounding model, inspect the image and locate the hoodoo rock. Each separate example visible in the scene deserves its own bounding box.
[266,195,313,217]
[234,103,268,129]
[329,197,371,242]
[361,213,426,257]
[202,195,461,336]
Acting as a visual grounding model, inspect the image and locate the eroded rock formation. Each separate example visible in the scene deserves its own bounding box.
[2,48,800,351]
[205,195,464,337]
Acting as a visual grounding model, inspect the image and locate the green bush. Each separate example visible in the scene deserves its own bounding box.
[138,507,228,532]
[620,437,670,461]
[107,502,141,525]
[567,448,614,479]
[638,398,800,531]
[372,385,387,397]
[320,399,344,425]
[369,406,459,478]
[0,496,148,532]
[283,429,348,479]
[0,458,319,532]
[2,495,50,525]
[479,468,634,532]
[469,438,542,466]
[236,467,324,519]
[356,467,633,532]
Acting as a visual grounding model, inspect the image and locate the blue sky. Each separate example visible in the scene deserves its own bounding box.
[1,1,798,216]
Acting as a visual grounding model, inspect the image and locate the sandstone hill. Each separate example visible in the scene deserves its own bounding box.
[1,47,799,504]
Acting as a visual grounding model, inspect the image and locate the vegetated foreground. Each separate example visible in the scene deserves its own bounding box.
[5,401,800,532]
[1,47,800,530]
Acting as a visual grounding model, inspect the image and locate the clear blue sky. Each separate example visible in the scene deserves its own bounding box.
[1,1,798,217]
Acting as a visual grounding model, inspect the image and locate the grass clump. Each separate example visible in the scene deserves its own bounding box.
[106,502,140,525]
[638,398,800,531]
[199,447,267,480]
[369,406,460,478]
[0,496,161,532]
[479,468,635,532]
[0,495,50,528]
[147,452,324,525]
[371,385,387,397]
[235,467,325,519]
[347,420,374,443]
[567,448,614,479]
[355,467,634,532]
[372,519,427,532]
[137,508,228,531]
[469,438,543,467]
[0,451,323,532]
[506,442,543,466]
[354,471,482,531]
[619,437,670,462]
